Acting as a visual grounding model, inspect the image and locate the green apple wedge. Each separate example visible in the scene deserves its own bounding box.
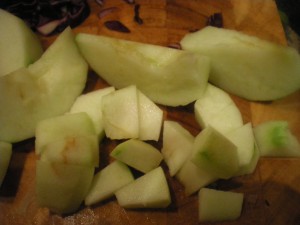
[0,27,88,143]
[36,160,94,214]
[161,120,194,176]
[254,120,300,157]
[181,26,300,101]
[75,33,210,106]
[115,167,171,208]
[69,87,115,139]
[85,161,134,206]
[110,139,163,173]
[0,9,43,77]
[0,141,12,187]
[198,188,244,222]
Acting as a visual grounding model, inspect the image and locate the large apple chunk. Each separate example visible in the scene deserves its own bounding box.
[181,26,300,101]
[76,33,210,106]
[0,141,12,187]
[0,9,43,77]
[0,27,88,143]
[115,167,171,208]
[198,188,244,222]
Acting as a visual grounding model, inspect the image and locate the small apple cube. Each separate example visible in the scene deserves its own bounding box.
[198,188,244,222]
[115,167,171,208]
[36,160,94,214]
[69,86,115,139]
[254,120,300,157]
[161,120,194,176]
[191,126,239,179]
[110,139,163,173]
[102,85,139,139]
[85,161,134,206]
[0,141,12,187]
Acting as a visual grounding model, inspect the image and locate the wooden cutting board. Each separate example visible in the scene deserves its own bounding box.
[1,0,300,224]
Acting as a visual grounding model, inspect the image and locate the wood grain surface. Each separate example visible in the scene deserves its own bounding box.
[1,0,300,225]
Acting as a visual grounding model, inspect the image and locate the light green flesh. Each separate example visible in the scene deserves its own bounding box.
[0,141,13,187]
[0,27,88,143]
[110,139,163,173]
[76,33,210,106]
[0,9,43,77]
[181,26,300,101]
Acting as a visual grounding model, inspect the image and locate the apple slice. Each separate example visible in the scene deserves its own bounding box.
[115,167,171,208]
[181,26,300,101]
[0,27,88,143]
[194,84,243,134]
[161,120,194,176]
[0,141,12,187]
[76,33,210,106]
[102,85,139,139]
[0,9,43,77]
[69,87,115,139]
[138,90,163,141]
[110,139,163,173]
[253,120,300,157]
[35,112,96,156]
[85,161,134,206]
[198,188,244,222]
[36,160,94,214]
[191,126,239,179]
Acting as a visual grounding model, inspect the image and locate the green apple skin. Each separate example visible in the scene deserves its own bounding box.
[0,27,88,143]
[110,139,163,173]
[162,120,194,176]
[254,120,300,157]
[194,84,243,134]
[191,126,239,179]
[0,141,12,187]
[85,161,134,206]
[115,167,171,208]
[198,188,244,222]
[36,160,94,214]
[181,26,300,101]
[0,9,43,77]
[102,85,139,140]
[138,90,163,141]
[35,112,96,156]
[69,87,115,139]
[76,33,210,106]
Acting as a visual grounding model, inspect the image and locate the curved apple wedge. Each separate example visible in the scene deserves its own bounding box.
[75,33,210,106]
[0,27,88,143]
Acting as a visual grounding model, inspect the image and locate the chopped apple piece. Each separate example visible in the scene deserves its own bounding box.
[0,27,88,143]
[115,167,171,208]
[161,121,194,176]
[0,9,43,77]
[85,161,134,206]
[76,33,210,106]
[69,87,115,139]
[110,139,163,173]
[198,188,244,222]
[0,141,12,187]
[254,120,300,157]
[181,26,300,101]
[191,126,239,179]
[36,160,94,214]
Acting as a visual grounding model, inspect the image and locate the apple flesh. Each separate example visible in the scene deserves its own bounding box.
[0,9,43,77]
[254,120,300,157]
[110,139,163,173]
[0,141,12,187]
[0,27,88,143]
[85,161,134,206]
[181,26,300,101]
[198,188,244,222]
[115,167,171,208]
[75,33,210,106]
